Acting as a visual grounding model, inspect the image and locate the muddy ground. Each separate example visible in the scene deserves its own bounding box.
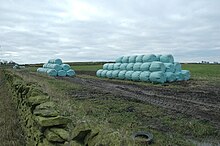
[59,71,220,130]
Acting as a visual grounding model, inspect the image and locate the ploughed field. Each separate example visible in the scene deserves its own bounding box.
[2,63,220,145]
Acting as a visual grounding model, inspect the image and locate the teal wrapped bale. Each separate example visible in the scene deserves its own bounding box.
[175,72,184,81]
[106,71,113,79]
[140,63,151,71]
[46,63,62,71]
[164,63,175,72]
[61,64,71,71]
[131,71,142,81]
[149,71,166,83]
[125,71,134,80]
[181,70,190,80]
[48,58,62,65]
[133,63,142,71]
[120,63,128,70]
[149,62,166,72]
[128,55,137,63]
[112,70,120,78]
[113,63,121,70]
[58,70,66,77]
[67,69,75,76]
[126,63,134,71]
[43,63,48,68]
[165,72,176,82]
[96,69,103,77]
[103,64,109,70]
[143,54,157,62]
[118,71,127,80]
[160,54,174,63]
[37,68,49,73]
[122,56,129,63]
[140,71,151,82]
[115,56,123,63]
[101,70,108,78]
[136,55,144,62]
[156,54,162,61]
[174,62,182,72]
[107,63,114,70]
[47,69,57,76]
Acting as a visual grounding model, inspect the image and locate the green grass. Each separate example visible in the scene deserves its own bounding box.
[72,65,102,71]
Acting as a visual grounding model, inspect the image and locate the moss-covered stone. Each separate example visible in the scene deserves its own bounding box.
[33,109,59,117]
[28,95,50,106]
[38,138,56,146]
[49,128,70,141]
[64,141,82,146]
[44,129,65,142]
[35,101,57,110]
[35,116,71,127]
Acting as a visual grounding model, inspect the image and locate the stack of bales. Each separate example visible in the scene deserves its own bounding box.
[96,54,190,83]
[37,58,75,77]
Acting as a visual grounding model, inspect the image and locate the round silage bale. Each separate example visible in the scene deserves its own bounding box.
[125,71,134,80]
[140,71,151,82]
[106,71,113,79]
[119,63,128,70]
[149,61,166,72]
[133,63,142,71]
[112,70,120,79]
[43,63,48,68]
[61,64,71,71]
[140,62,151,71]
[103,64,109,70]
[149,71,166,83]
[160,54,174,63]
[96,69,103,77]
[118,70,127,80]
[128,55,137,63]
[48,58,62,65]
[135,55,144,63]
[126,63,134,71]
[115,56,123,63]
[131,71,142,81]
[142,54,157,62]
[175,72,184,81]
[101,70,108,78]
[174,62,182,72]
[58,70,67,77]
[46,63,62,71]
[67,69,76,76]
[113,63,121,70]
[37,68,49,73]
[181,70,190,80]
[47,69,57,76]
[165,72,176,82]
[164,63,175,72]
[156,54,162,61]
[122,56,129,63]
[107,63,114,70]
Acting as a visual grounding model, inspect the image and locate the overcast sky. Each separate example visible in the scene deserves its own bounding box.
[0,0,220,64]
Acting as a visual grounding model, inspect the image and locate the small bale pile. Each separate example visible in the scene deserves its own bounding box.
[37,58,75,77]
[96,54,190,84]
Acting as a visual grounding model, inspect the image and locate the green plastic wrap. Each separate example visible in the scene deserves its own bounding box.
[46,63,62,71]
[175,72,184,81]
[47,69,57,76]
[119,63,128,70]
[48,58,62,65]
[164,63,175,72]
[106,71,113,79]
[174,62,182,72]
[122,56,129,63]
[66,69,76,76]
[58,70,66,77]
[149,71,166,83]
[43,63,48,68]
[103,64,109,70]
[107,63,114,70]
[37,68,49,73]
[181,70,190,80]
[126,63,134,71]
[131,71,142,81]
[96,69,103,77]
[128,55,137,63]
[165,72,176,82]
[61,64,71,71]
[113,63,121,70]
[118,71,127,79]
[149,62,166,72]
[125,71,134,80]
[142,54,157,62]
[136,55,144,62]
[133,63,142,71]
[140,71,151,82]
[101,70,108,78]
[112,70,120,78]
[140,63,151,71]
[156,54,162,61]
[115,56,123,63]
[160,54,174,63]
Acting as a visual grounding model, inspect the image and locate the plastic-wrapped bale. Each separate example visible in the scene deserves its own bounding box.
[181,70,190,80]
[120,63,128,70]
[61,64,71,71]
[96,69,103,77]
[107,63,114,70]
[118,70,127,80]
[156,54,162,61]
[131,71,142,81]
[103,63,109,70]
[101,70,108,78]
[140,63,151,71]
[113,63,121,70]
[115,56,123,63]
[128,55,137,63]
[133,63,142,71]
[164,63,175,72]
[174,62,182,72]
[160,54,174,63]
[112,70,120,78]
[67,69,76,77]
[125,71,134,80]
[58,70,66,77]
[46,63,62,71]
[106,71,113,79]
[142,54,157,62]
[165,72,176,82]
[149,71,166,83]
[126,63,134,71]
[175,72,184,81]
[47,69,57,76]
[37,68,49,73]
[140,71,151,82]
[149,62,166,72]
[48,58,62,65]
[43,63,48,68]
[136,55,144,62]
[122,56,129,63]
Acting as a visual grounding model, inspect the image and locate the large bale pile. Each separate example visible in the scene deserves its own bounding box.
[96,54,190,84]
[37,59,75,77]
